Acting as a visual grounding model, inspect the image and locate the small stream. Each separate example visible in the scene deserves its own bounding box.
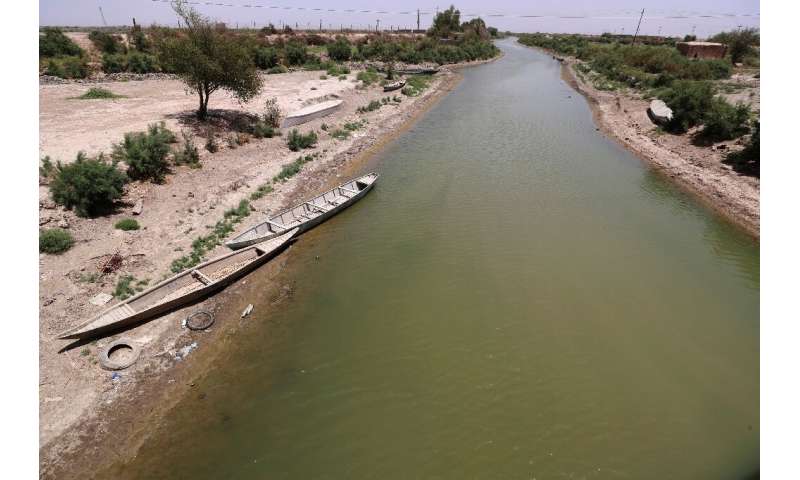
[111,39,759,479]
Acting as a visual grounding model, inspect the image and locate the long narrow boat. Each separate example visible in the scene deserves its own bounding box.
[226,173,379,250]
[281,99,343,128]
[58,229,298,341]
[383,80,406,92]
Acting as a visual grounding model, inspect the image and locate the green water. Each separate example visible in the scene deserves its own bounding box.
[115,40,759,479]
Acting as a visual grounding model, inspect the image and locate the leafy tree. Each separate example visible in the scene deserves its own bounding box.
[254,46,279,69]
[683,34,697,42]
[50,153,128,217]
[725,121,759,176]
[327,36,352,62]
[710,28,759,64]
[88,31,125,54]
[260,23,278,35]
[428,5,461,38]
[39,28,82,57]
[158,0,262,119]
[462,18,490,41]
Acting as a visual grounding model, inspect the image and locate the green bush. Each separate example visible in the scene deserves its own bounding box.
[659,80,714,133]
[263,97,282,128]
[101,53,128,73]
[114,218,140,231]
[40,228,75,254]
[725,121,759,176]
[50,152,128,217]
[286,129,317,151]
[254,46,279,69]
[45,56,89,79]
[75,87,123,100]
[327,36,352,62]
[173,131,200,167]
[89,30,125,54]
[284,41,308,66]
[127,51,159,73]
[39,28,82,57]
[112,122,176,182]
[698,99,751,142]
[267,65,288,74]
[252,121,277,139]
[274,154,315,181]
[357,100,382,113]
[357,68,381,86]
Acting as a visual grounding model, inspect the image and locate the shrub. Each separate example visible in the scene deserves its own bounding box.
[102,53,128,73]
[75,87,123,100]
[254,46,279,69]
[45,56,89,79]
[50,152,128,217]
[114,275,147,299]
[127,51,159,73]
[659,80,714,133]
[267,65,288,74]
[725,121,759,176]
[274,154,315,181]
[263,97,282,128]
[327,36,352,62]
[330,129,350,140]
[39,156,56,180]
[39,28,82,57]
[357,100,382,113]
[249,183,273,200]
[173,130,200,167]
[698,99,751,142]
[286,129,317,151]
[252,121,276,138]
[114,218,140,231]
[112,122,176,182]
[89,31,125,54]
[357,68,381,86]
[40,228,75,254]
[284,41,308,65]
[205,132,219,153]
[326,63,350,76]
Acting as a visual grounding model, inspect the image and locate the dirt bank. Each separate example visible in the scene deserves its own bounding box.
[544,53,760,238]
[39,66,463,479]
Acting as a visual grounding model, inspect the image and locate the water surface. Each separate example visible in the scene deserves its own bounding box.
[116,39,759,479]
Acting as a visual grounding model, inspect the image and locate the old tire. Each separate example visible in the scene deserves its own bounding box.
[186,311,214,331]
[98,338,141,371]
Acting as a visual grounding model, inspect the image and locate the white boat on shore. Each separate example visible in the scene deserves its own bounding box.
[383,80,406,92]
[226,173,379,250]
[281,99,344,128]
[58,230,298,341]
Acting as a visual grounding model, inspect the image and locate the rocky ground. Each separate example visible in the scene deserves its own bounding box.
[560,59,760,238]
[39,65,462,478]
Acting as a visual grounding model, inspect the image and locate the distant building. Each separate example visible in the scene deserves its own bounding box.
[676,41,728,59]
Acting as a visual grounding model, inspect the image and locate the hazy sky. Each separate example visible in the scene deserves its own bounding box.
[39,0,760,37]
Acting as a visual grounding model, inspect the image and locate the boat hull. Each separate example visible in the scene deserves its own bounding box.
[281,100,343,128]
[226,174,378,250]
[58,231,297,341]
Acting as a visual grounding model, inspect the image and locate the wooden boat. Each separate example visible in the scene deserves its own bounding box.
[58,229,298,341]
[383,80,406,92]
[226,173,379,250]
[281,99,343,128]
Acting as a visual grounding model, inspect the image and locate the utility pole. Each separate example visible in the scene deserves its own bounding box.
[320,19,322,31]
[376,19,380,32]
[417,9,420,31]
[632,9,644,44]
[98,6,108,27]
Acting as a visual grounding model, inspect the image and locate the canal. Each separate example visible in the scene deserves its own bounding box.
[113,39,759,479]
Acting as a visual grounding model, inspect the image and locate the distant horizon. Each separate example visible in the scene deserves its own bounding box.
[39,1,759,38]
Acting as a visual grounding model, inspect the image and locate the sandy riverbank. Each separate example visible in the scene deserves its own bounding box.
[526,47,760,238]
[39,65,464,479]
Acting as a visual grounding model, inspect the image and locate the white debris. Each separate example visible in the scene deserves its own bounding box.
[175,342,198,361]
[241,304,254,318]
[89,293,113,306]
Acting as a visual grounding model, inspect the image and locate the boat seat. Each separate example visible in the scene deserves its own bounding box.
[191,270,213,286]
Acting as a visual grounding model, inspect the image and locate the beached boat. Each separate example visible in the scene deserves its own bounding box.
[281,99,343,128]
[58,229,298,341]
[383,80,406,92]
[226,173,379,250]
[397,67,439,75]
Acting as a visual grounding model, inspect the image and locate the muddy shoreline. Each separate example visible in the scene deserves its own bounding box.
[39,67,464,479]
